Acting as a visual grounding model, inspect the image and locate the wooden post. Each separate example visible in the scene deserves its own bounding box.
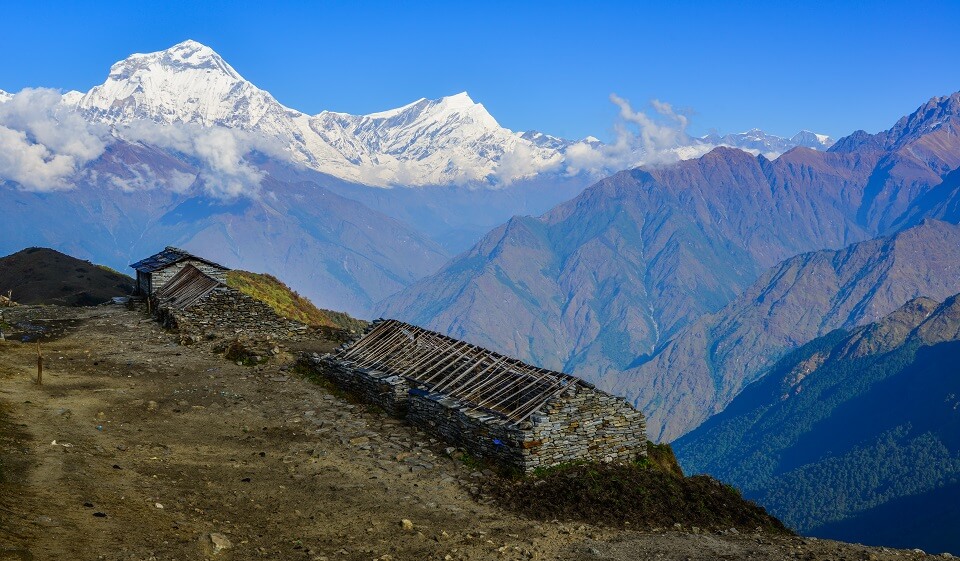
[147,297,152,314]
[36,339,43,386]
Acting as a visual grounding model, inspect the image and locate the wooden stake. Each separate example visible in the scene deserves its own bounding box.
[36,339,42,386]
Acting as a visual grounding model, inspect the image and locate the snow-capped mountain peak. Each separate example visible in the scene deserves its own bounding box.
[78,40,296,130]
[700,128,834,153]
[29,40,837,188]
[790,129,835,149]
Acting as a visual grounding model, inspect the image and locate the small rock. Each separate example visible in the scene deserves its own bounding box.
[209,532,232,554]
[147,401,158,411]
[401,519,414,532]
[155,503,164,509]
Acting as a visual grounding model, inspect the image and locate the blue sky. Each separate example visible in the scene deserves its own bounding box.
[4,0,959,141]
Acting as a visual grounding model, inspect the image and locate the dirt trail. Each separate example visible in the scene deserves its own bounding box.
[0,305,951,560]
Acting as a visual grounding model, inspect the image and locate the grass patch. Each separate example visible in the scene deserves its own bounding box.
[483,442,791,534]
[226,270,367,331]
[95,264,125,276]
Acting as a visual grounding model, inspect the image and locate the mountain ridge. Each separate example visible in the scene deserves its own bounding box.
[673,293,960,554]
[379,89,960,441]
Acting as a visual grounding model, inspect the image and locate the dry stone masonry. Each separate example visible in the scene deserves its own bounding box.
[148,263,308,341]
[156,285,308,340]
[304,319,646,473]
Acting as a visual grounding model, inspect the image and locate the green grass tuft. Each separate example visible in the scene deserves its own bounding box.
[226,270,367,331]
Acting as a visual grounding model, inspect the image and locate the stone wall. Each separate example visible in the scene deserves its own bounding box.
[150,260,228,294]
[300,355,647,473]
[156,286,308,340]
[526,385,647,468]
[406,389,529,470]
[308,356,410,416]
[407,384,646,473]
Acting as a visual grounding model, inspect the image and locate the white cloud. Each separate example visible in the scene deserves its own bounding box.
[564,94,701,176]
[0,88,280,198]
[85,165,196,194]
[119,121,283,198]
[0,88,110,191]
[493,141,563,186]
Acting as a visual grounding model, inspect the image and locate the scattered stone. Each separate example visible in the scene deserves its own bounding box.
[209,532,232,554]
[401,519,414,532]
[147,401,158,411]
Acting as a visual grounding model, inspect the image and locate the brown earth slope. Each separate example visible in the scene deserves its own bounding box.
[0,247,134,306]
[0,304,950,560]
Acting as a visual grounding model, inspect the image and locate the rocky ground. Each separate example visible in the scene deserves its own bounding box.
[0,304,954,560]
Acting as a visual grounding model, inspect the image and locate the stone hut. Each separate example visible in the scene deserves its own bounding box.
[308,319,646,473]
[152,264,307,339]
[130,246,229,296]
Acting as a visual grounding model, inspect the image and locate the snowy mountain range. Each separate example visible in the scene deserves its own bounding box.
[701,128,834,154]
[1,40,833,189]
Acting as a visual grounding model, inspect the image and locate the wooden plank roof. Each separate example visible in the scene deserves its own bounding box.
[153,264,221,310]
[334,319,591,424]
[130,246,228,273]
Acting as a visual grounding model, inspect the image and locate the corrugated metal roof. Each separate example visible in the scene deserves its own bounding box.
[130,246,228,273]
[334,319,591,424]
[153,264,222,310]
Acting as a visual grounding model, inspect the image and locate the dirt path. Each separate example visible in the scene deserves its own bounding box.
[0,305,950,560]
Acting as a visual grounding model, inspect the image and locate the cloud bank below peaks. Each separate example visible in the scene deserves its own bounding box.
[0,88,280,199]
[118,121,284,199]
[564,94,713,176]
[0,88,109,191]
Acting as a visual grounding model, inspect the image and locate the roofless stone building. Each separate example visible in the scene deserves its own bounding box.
[151,264,306,339]
[308,319,646,472]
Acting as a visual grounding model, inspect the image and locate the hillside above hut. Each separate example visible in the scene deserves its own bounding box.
[0,247,134,306]
[226,270,366,331]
